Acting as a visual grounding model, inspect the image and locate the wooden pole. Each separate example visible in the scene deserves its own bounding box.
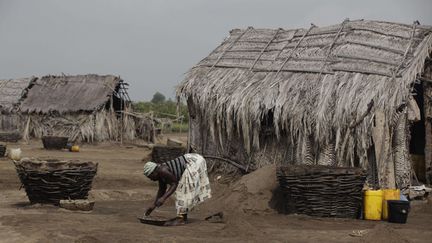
[423,65,432,184]
[120,90,124,145]
[425,120,432,184]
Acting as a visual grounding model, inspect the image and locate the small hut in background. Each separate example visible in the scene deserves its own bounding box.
[177,20,432,189]
[0,74,155,143]
[0,77,36,140]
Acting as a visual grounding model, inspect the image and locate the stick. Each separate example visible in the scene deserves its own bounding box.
[276,24,316,76]
[250,28,281,71]
[203,155,249,173]
[349,100,374,128]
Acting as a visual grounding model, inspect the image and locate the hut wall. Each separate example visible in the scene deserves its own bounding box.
[189,112,307,174]
[23,111,123,142]
[190,103,412,189]
[132,115,155,142]
[22,112,104,142]
[20,109,154,143]
[190,115,352,174]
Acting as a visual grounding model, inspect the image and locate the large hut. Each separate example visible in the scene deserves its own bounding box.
[0,77,36,140]
[177,20,432,189]
[0,74,154,143]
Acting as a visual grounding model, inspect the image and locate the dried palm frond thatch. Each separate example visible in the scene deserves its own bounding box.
[177,20,432,175]
[0,77,35,112]
[20,74,121,114]
[0,77,35,133]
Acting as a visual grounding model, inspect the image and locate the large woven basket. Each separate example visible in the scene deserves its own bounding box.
[0,144,6,157]
[151,145,186,163]
[277,165,366,218]
[14,158,98,204]
[42,136,69,150]
[0,131,21,142]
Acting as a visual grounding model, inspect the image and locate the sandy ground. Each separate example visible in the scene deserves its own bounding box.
[1,134,432,243]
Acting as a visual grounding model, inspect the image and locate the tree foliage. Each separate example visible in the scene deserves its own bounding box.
[133,92,188,122]
[151,92,166,103]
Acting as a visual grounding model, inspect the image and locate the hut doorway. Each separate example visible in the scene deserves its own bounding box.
[410,82,426,182]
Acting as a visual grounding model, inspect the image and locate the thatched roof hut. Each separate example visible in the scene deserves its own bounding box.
[177,19,432,189]
[0,74,155,143]
[19,74,155,142]
[0,77,36,134]
[0,77,35,112]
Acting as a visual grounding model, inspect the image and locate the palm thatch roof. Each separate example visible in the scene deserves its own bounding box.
[177,20,432,156]
[20,74,126,113]
[0,77,35,112]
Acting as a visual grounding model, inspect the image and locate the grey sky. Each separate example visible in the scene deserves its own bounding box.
[1,0,431,101]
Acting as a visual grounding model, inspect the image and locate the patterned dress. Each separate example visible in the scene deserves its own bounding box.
[166,153,212,214]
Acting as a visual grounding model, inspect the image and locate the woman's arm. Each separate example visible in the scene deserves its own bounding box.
[145,166,178,216]
[145,182,167,216]
[155,181,167,204]
[157,182,178,205]
[155,167,179,206]
[145,178,167,216]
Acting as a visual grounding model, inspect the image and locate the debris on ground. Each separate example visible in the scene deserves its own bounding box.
[349,229,368,237]
[59,199,95,211]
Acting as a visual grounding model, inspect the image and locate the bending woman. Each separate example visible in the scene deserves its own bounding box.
[143,153,212,225]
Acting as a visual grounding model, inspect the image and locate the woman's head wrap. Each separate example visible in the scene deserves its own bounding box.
[143,161,157,177]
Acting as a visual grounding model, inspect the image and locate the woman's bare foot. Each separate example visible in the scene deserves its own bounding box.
[164,216,187,226]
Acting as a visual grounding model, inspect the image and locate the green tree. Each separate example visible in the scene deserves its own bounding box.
[151,92,166,103]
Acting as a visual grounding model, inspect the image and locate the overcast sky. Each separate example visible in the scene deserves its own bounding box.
[1,0,431,101]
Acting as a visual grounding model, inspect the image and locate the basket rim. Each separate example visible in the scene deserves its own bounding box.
[15,158,98,171]
[42,136,69,139]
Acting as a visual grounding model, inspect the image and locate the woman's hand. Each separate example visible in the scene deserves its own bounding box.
[145,205,156,216]
[145,197,164,216]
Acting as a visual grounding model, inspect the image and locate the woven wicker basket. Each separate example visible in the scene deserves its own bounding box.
[0,131,21,142]
[0,144,6,157]
[14,158,98,204]
[151,145,186,163]
[277,165,366,218]
[42,136,69,150]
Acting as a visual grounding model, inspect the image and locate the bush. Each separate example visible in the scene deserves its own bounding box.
[133,93,189,133]
[169,122,189,133]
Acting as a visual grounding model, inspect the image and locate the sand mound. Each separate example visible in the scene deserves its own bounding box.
[200,164,279,215]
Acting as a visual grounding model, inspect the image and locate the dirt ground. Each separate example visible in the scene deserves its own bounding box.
[1,134,432,243]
